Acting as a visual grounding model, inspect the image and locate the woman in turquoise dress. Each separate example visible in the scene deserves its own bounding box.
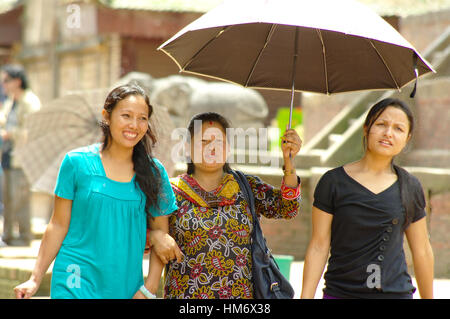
[13,84,177,299]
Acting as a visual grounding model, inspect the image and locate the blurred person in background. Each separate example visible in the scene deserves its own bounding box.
[0,64,41,247]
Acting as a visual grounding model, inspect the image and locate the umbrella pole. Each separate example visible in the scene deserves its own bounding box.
[289,82,295,130]
[286,27,299,160]
[288,27,299,130]
[287,82,295,160]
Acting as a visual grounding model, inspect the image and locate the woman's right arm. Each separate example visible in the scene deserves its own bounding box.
[134,216,176,299]
[148,229,183,264]
[300,206,333,299]
[14,195,72,299]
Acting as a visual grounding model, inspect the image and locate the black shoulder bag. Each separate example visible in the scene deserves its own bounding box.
[231,170,295,299]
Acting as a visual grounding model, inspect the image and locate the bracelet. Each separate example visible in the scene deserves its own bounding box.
[140,285,156,299]
[282,165,296,176]
[281,176,301,200]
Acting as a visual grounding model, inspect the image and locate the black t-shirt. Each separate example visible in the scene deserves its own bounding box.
[313,166,426,299]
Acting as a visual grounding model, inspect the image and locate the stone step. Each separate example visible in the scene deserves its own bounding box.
[348,118,358,127]
[328,133,343,147]
[0,216,47,241]
[0,241,52,299]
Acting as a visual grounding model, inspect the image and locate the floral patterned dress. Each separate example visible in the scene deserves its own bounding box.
[164,172,301,299]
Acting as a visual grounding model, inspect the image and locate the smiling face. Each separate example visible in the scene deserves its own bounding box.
[103,94,149,150]
[365,106,411,158]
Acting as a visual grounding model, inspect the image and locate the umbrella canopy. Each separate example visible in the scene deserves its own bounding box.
[159,0,434,95]
[14,90,177,194]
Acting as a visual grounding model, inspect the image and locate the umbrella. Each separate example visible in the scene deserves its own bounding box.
[14,90,177,194]
[158,0,434,128]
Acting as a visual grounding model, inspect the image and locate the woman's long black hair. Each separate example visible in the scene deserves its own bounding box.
[363,98,423,229]
[100,84,161,218]
[186,112,232,175]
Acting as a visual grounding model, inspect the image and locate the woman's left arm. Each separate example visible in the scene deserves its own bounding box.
[249,128,302,219]
[281,128,302,188]
[405,217,434,299]
[248,173,301,220]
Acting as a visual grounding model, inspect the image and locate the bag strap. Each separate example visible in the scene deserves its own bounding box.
[231,171,272,262]
[231,170,258,230]
[231,170,288,299]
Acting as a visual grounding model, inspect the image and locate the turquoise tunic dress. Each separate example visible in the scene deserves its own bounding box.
[50,144,177,299]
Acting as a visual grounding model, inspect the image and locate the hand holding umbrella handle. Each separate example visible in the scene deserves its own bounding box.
[281,128,302,156]
[281,128,302,187]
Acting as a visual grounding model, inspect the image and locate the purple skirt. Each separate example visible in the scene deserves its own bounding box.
[323,293,340,299]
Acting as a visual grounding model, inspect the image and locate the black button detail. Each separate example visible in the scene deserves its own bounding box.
[392,218,399,225]
[379,245,386,251]
[386,226,393,233]
[378,255,384,261]
[383,234,390,241]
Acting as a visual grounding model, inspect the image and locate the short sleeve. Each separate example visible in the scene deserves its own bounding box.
[313,170,336,214]
[54,153,76,200]
[411,176,426,223]
[149,159,178,217]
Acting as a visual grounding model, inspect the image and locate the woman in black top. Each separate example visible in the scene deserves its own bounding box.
[301,98,434,299]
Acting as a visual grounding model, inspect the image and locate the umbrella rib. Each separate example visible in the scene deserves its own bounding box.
[182,26,229,71]
[316,29,329,95]
[368,39,400,90]
[244,24,277,87]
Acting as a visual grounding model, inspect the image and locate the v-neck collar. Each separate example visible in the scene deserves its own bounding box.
[340,166,398,196]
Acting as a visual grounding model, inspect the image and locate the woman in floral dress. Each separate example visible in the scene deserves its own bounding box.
[148,112,302,299]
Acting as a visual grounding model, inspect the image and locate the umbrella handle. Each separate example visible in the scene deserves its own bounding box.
[410,52,418,98]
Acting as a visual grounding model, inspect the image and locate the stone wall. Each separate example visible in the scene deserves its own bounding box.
[260,176,312,259]
[400,9,450,53]
[429,192,450,278]
[402,78,450,168]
